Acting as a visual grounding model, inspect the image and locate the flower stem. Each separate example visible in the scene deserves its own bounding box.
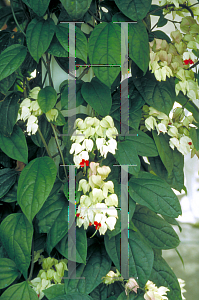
[10,0,26,36]
[28,239,34,281]
[37,127,52,159]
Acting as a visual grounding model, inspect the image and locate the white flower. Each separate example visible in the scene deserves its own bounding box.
[156,122,167,135]
[82,139,94,152]
[26,115,38,135]
[145,116,157,131]
[106,216,117,231]
[74,151,89,168]
[71,129,85,144]
[125,278,139,295]
[31,100,42,116]
[105,194,118,207]
[45,109,58,122]
[70,143,83,155]
[20,106,31,121]
[20,98,32,108]
[106,206,118,218]
[101,116,114,128]
[144,280,169,300]
[106,127,118,138]
[178,136,193,155]
[102,181,114,197]
[92,188,104,203]
[75,118,87,130]
[89,162,100,176]
[89,175,103,189]
[29,87,41,99]
[169,137,180,150]
[96,138,106,150]
[168,126,178,138]
[106,139,117,155]
[97,166,111,179]
[78,179,90,194]
[178,278,186,300]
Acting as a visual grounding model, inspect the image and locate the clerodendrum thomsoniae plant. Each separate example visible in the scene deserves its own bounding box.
[0,0,198,299]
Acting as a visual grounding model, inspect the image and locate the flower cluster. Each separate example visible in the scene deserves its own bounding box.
[159,0,187,8]
[143,105,196,155]
[17,87,58,135]
[149,18,199,99]
[29,252,67,299]
[178,278,186,299]
[76,162,118,235]
[144,280,169,300]
[101,269,124,285]
[70,116,118,168]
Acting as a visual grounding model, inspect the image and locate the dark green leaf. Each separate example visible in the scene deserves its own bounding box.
[60,79,85,109]
[43,284,65,299]
[31,115,52,147]
[149,5,163,16]
[0,213,33,279]
[51,111,66,126]
[56,226,87,264]
[115,141,140,176]
[38,86,57,113]
[104,233,120,271]
[36,193,69,254]
[0,73,16,95]
[0,92,20,136]
[0,44,27,81]
[0,182,17,203]
[81,77,112,116]
[114,0,152,21]
[150,30,171,43]
[133,205,180,249]
[50,293,93,300]
[150,252,182,300]
[0,125,28,164]
[47,35,68,57]
[157,15,168,27]
[22,0,50,17]
[60,0,92,19]
[88,23,121,87]
[129,172,182,218]
[129,21,149,74]
[0,281,38,300]
[64,243,111,294]
[0,168,17,199]
[17,157,57,223]
[126,129,158,157]
[190,127,199,150]
[26,18,55,62]
[152,131,173,175]
[0,258,21,289]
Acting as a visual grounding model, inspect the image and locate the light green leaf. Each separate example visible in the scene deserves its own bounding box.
[152,131,173,175]
[81,77,112,116]
[0,44,27,81]
[0,168,18,199]
[38,86,57,113]
[64,243,112,294]
[0,281,38,300]
[133,205,180,249]
[43,285,65,299]
[17,157,57,223]
[0,125,28,164]
[88,23,121,87]
[0,258,21,289]
[150,252,182,300]
[114,0,152,21]
[56,226,87,264]
[115,141,140,176]
[129,172,182,218]
[36,193,70,254]
[0,92,20,136]
[126,129,158,157]
[60,0,92,19]
[129,229,154,287]
[129,21,149,74]
[22,0,50,17]
[50,293,93,300]
[26,18,55,62]
[0,213,33,279]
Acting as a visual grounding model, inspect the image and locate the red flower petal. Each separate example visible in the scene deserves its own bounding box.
[79,159,89,167]
[98,222,101,227]
[76,213,80,217]
[188,142,192,145]
[89,222,92,226]
[189,59,194,64]
[94,221,98,226]
[183,60,189,65]
[168,122,172,125]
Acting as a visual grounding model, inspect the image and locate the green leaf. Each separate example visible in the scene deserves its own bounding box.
[31,115,52,147]
[114,0,152,21]
[26,18,55,62]
[38,86,57,113]
[0,92,20,136]
[51,111,66,126]
[129,21,149,74]
[22,0,50,17]
[47,35,68,57]
[36,193,70,254]
[0,125,28,164]
[56,226,87,264]
[190,127,199,150]
[64,243,112,294]
[0,73,16,95]
[117,291,140,300]
[50,293,93,300]
[60,79,85,109]
[0,168,18,199]
[152,131,173,175]
[150,252,182,300]
[81,77,112,116]
[0,258,21,289]
[126,129,158,157]
[115,141,140,176]
[0,213,33,279]
[0,44,27,81]
[0,281,38,300]
[129,172,182,218]
[133,205,180,249]
[157,15,168,27]
[76,26,88,63]
[104,233,120,271]
[1,182,17,203]
[88,23,121,87]
[17,157,57,223]
[150,30,171,43]
[128,229,154,287]
[43,285,65,299]
[60,0,92,19]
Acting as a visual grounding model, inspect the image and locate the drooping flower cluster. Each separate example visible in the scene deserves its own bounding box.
[29,252,67,300]
[17,87,58,135]
[159,0,188,8]
[149,16,199,99]
[143,105,196,155]
[76,162,118,235]
[70,116,118,168]
[144,280,170,300]
[101,269,124,285]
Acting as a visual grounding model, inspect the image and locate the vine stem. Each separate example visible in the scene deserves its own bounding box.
[28,240,34,281]
[51,123,68,179]
[41,56,54,88]
[10,0,26,36]
[37,127,53,159]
